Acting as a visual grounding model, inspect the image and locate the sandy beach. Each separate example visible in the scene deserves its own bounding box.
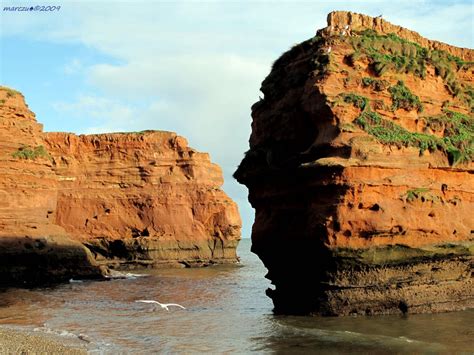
[0,327,87,354]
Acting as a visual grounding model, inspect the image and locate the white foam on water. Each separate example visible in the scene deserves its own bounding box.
[106,270,150,280]
[69,279,84,283]
[33,326,78,338]
[32,325,115,352]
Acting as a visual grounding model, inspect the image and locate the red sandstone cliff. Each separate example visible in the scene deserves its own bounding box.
[0,87,241,285]
[44,131,241,268]
[235,11,473,315]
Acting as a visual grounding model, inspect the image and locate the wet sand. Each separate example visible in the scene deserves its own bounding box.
[0,327,86,354]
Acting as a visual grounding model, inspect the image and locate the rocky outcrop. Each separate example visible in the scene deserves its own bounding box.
[43,131,241,269]
[0,87,241,286]
[235,11,473,315]
[324,11,474,61]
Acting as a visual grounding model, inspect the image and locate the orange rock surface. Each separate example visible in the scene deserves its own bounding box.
[235,11,473,315]
[0,87,241,285]
[44,131,241,268]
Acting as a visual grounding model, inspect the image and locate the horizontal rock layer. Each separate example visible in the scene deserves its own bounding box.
[236,11,473,315]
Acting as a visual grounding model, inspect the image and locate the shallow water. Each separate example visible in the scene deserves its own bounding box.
[0,239,472,353]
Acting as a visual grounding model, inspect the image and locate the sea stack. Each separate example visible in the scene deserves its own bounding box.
[235,11,473,315]
[0,87,241,285]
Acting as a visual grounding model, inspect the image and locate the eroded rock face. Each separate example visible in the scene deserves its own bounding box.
[0,87,241,285]
[43,131,241,268]
[235,11,473,315]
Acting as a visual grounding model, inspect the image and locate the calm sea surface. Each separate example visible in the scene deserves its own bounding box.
[0,239,472,353]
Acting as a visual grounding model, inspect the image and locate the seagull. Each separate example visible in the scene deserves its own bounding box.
[135,300,186,311]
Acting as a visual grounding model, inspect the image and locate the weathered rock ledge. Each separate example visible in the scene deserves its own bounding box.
[0,87,241,286]
[323,11,473,61]
[235,11,473,315]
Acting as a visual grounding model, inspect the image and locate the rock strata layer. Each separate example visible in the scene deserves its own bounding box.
[235,11,473,315]
[0,87,241,285]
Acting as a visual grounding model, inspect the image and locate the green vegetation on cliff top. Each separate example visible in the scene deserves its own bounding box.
[336,30,474,165]
[246,29,473,168]
[388,80,423,112]
[347,30,473,111]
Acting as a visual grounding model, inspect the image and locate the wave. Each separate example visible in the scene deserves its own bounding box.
[265,324,447,352]
[33,325,87,340]
[32,325,114,352]
[106,270,150,280]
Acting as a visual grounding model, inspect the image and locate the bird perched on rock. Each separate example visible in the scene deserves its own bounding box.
[344,24,352,36]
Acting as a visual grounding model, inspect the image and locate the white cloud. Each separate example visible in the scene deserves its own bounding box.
[53,95,134,131]
[81,53,267,166]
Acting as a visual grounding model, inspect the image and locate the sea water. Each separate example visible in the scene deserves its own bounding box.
[0,239,472,353]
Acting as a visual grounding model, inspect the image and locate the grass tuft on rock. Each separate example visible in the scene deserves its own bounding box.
[0,86,21,98]
[361,77,390,91]
[389,80,423,112]
[340,93,369,111]
[423,110,474,164]
[12,145,51,160]
[404,188,430,202]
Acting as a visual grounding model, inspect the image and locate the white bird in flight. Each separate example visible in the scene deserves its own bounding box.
[135,300,186,311]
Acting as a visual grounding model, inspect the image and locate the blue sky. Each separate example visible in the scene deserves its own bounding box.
[1,0,473,238]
